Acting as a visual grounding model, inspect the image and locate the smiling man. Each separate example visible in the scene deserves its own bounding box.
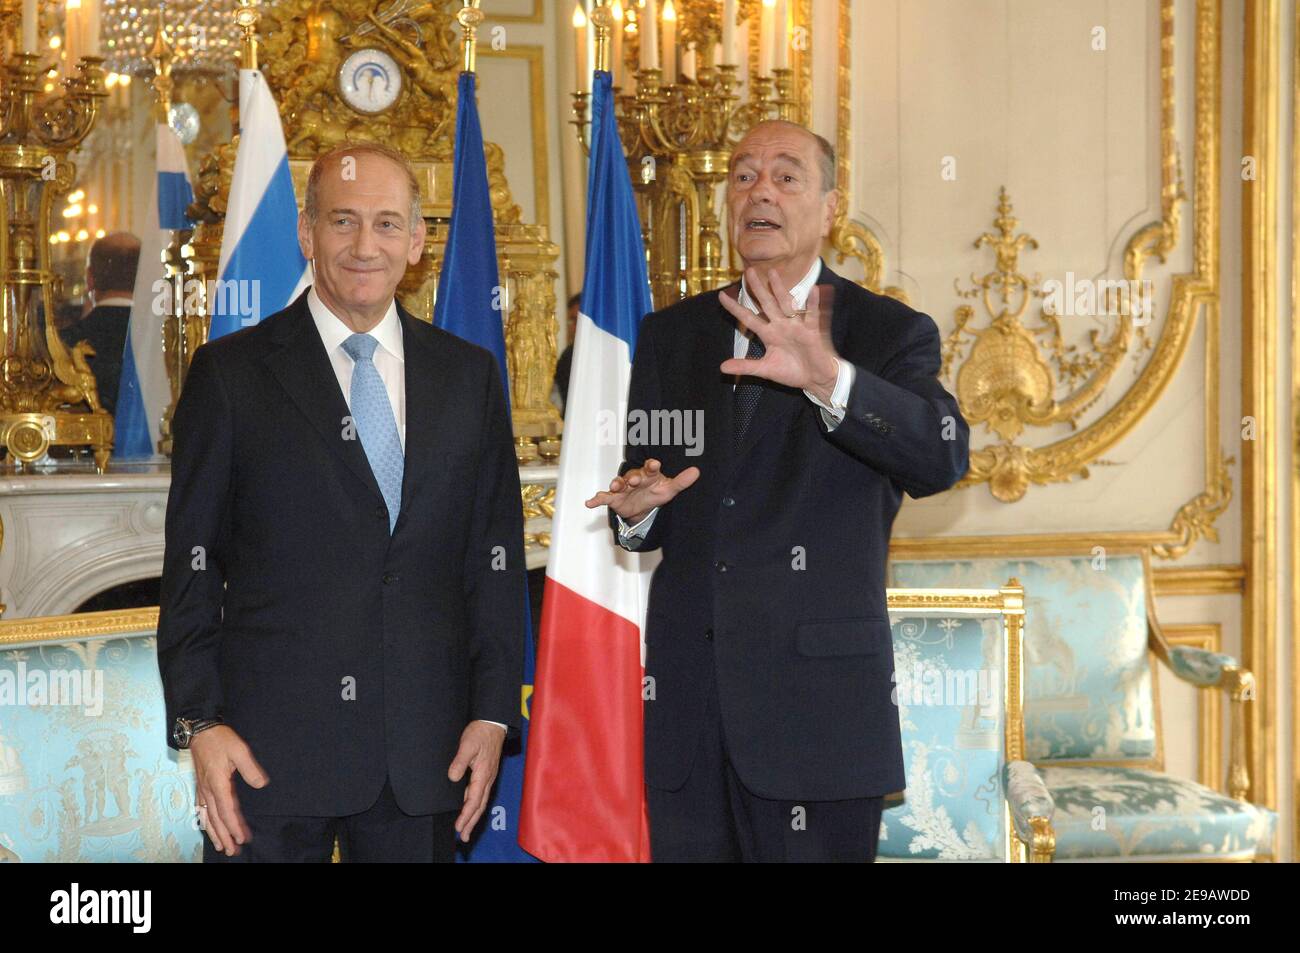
[158,142,525,862]
[587,120,971,862]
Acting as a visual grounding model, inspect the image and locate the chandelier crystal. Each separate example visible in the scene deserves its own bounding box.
[100,0,240,76]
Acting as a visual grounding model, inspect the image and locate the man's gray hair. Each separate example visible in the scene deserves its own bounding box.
[303,141,423,229]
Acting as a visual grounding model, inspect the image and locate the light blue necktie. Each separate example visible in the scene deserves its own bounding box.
[342,333,403,533]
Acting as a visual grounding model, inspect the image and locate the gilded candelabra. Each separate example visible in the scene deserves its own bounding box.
[572,0,802,307]
[0,50,111,470]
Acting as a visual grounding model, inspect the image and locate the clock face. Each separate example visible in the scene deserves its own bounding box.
[339,48,403,115]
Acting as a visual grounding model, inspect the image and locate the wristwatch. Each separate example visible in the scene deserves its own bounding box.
[173,716,223,749]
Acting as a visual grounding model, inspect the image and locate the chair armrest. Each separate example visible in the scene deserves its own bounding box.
[1165,644,1241,687]
[1004,761,1056,862]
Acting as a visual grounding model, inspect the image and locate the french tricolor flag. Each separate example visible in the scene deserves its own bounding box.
[519,70,657,862]
[113,122,194,459]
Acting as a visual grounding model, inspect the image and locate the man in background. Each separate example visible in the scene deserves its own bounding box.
[60,232,141,414]
[551,292,581,416]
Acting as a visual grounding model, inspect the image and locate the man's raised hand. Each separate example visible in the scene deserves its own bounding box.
[585,457,700,524]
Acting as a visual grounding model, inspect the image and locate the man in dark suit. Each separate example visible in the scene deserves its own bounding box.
[587,120,970,862]
[158,142,526,862]
[60,232,141,414]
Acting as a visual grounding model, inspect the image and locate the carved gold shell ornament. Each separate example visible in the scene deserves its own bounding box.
[944,186,1179,503]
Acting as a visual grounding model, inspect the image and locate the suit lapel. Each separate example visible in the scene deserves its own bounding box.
[261,291,385,504]
[693,285,738,478]
[393,308,459,534]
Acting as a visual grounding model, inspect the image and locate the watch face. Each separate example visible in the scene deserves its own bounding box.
[339,48,403,115]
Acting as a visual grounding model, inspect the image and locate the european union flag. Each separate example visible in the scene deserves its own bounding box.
[437,70,536,863]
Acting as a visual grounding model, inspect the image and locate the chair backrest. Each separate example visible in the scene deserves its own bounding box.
[889,553,1158,766]
[0,608,202,862]
[879,582,1025,862]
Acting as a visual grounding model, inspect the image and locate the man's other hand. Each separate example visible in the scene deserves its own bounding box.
[585,457,700,524]
[191,725,269,857]
[448,720,507,843]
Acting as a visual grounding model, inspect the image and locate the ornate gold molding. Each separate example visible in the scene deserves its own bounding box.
[950,0,1213,506]
[1242,0,1280,814]
[1152,564,1246,597]
[0,607,159,646]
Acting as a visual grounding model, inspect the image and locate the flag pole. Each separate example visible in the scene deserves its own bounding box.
[458,0,484,74]
[591,0,613,73]
[235,0,259,73]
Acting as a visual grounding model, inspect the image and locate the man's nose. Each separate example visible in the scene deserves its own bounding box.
[350,225,381,259]
[747,174,778,204]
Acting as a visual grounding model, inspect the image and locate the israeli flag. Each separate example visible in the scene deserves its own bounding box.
[114,123,195,459]
[208,69,309,341]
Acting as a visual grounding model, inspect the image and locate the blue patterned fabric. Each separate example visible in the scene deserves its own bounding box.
[878,614,1012,860]
[890,556,1155,763]
[343,332,404,532]
[1043,766,1276,861]
[1005,761,1054,847]
[0,631,202,862]
[1167,645,1238,687]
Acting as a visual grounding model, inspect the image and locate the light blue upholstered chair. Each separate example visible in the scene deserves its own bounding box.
[0,608,202,863]
[889,551,1276,863]
[879,580,1055,862]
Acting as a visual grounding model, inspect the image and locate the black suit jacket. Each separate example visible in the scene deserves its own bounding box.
[61,304,131,414]
[614,262,970,801]
[158,289,526,817]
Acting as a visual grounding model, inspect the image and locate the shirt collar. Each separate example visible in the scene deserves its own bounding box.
[737,257,823,314]
[308,285,404,363]
[94,295,134,308]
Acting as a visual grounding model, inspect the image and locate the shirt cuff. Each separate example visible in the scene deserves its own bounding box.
[478,720,508,731]
[616,507,659,549]
[617,508,658,537]
[804,358,855,429]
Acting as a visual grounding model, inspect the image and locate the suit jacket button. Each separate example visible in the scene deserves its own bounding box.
[704,627,714,641]
[383,572,399,585]
[721,496,736,507]
[714,561,729,573]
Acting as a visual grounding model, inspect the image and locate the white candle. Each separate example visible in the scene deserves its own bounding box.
[721,0,737,66]
[682,45,695,81]
[610,1,624,84]
[65,0,81,63]
[642,0,659,70]
[773,0,789,69]
[85,0,100,57]
[758,0,774,75]
[22,0,37,53]
[572,4,587,90]
[662,0,676,81]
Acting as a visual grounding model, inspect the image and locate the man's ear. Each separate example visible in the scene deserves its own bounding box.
[408,215,427,266]
[297,211,314,261]
[821,189,841,236]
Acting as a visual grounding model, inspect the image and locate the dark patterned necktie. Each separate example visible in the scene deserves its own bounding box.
[733,331,766,450]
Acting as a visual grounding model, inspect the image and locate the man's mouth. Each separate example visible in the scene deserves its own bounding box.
[745,218,782,231]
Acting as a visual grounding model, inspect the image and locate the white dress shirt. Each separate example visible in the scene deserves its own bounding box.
[617,258,854,544]
[307,287,505,732]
